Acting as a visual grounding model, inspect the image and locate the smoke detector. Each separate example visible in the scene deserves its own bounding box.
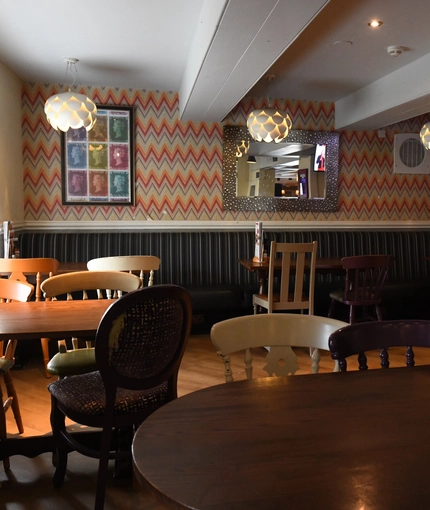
[387,46,403,57]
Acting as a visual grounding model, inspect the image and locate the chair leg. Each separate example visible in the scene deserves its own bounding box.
[328,299,336,318]
[50,396,68,488]
[4,371,23,434]
[349,305,356,324]
[0,379,10,470]
[41,337,51,378]
[375,304,383,321]
[95,423,114,510]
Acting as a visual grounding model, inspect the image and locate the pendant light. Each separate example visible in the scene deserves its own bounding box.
[247,74,292,143]
[44,58,97,132]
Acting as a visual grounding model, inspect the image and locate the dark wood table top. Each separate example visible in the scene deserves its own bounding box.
[0,299,114,340]
[133,366,430,510]
[238,256,343,272]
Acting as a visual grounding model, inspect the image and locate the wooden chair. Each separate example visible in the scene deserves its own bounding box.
[87,255,161,287]
[210,313,348,381]
[0,278,34,470]
[329,319,430,371]
[47,285,192,510]
[40,271,142,378]
[328,254,394,324]
[253,241,317,314]
[0,258,59,378]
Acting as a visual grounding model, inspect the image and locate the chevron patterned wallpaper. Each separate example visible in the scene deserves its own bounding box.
[22,83,430,223]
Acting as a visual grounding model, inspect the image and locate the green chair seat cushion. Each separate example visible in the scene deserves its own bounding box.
[0,358,14,375]
[47,348,98,377]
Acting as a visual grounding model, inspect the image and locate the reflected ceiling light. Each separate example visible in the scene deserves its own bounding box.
[420,122,430,150]
[44,58,97,132]
[247,156,257,164]
[237,140,250,156]
[247,74,292,143]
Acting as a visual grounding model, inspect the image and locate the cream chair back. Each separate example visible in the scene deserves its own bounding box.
[253,241,317,314]
[87,255,161,287]
[210,313,348,382]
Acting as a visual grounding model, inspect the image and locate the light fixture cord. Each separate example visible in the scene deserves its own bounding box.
[64,61,78,92]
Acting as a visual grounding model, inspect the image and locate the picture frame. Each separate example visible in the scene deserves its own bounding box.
[61,105,134,205]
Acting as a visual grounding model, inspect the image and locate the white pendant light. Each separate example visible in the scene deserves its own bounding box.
[247,74,292,144]
[236,139,250,156]
[420,122,430,150]
[44,58,97,132]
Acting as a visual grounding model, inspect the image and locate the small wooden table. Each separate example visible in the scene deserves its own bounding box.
[239,257,343,294]
[133,366,430,510]
[0,299,114,460]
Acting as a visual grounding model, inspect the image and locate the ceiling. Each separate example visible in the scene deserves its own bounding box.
[1,0,430,130]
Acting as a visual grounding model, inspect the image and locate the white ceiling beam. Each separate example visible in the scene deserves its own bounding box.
[335,52,430,131]
[179,0,331,122]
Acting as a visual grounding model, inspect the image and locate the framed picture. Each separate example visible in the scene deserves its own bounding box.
[61,105,134,205]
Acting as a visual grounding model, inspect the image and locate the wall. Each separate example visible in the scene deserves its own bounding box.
[0,62,24,222]
[22,83,430,224]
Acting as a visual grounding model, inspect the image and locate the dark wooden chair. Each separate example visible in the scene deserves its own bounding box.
[329,319,430,371]
[328,254,394,324]
[47,284,192,510]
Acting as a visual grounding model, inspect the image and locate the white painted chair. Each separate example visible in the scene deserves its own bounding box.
[253,241,317,314]
[87,255,161,288]
[210,313,348,382]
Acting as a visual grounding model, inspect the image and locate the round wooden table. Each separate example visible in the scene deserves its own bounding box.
[133,366,430,510]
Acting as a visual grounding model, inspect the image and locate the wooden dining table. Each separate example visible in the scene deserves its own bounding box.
[133,365,430,510]
[0,299,114,461]
[239,256,343,294]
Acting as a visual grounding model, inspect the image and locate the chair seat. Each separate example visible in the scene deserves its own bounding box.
[48,371,169,417]
[329,289,379,305]
[47,348,98,377]
[0,358,14,375]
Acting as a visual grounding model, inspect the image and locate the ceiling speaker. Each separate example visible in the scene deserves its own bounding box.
[393,133,430,174]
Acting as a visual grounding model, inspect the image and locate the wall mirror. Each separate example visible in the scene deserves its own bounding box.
[222,126,339,212]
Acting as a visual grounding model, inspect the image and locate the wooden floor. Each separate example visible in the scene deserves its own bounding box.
[2,333,430,509]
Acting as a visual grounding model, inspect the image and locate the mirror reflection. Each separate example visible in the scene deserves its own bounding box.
[237,141,327,199]
[223,126,339,213]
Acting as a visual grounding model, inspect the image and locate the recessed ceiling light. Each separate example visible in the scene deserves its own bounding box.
[368,20,383,27]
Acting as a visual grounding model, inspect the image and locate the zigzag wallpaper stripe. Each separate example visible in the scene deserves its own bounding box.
[22,84,430,223]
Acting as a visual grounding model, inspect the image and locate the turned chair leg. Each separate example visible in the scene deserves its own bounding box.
[4,370,23,434]
[0,380,11,470]
[41,337,51,378]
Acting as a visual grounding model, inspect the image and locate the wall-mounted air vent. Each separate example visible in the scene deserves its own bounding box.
[393,133,430,174]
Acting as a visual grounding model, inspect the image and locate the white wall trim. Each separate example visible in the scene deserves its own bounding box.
[17,220,430,232]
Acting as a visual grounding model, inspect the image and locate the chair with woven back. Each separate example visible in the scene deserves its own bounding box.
[329,319,430,371]
[87,255,161,288]
[0,278,34,470]
[210,313,348,381]
[253,241,318,315]
[41,270,142,378]
[47,284,192,510]
[328,254,394,324]
[0,257,59,378]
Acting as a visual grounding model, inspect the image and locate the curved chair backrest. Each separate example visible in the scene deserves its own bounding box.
[210,313,348,382]
[96,284,192,394]
[87,256,161,287]
[0,278,34,303]
[329,319,430,371]
[41,270,141,300]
